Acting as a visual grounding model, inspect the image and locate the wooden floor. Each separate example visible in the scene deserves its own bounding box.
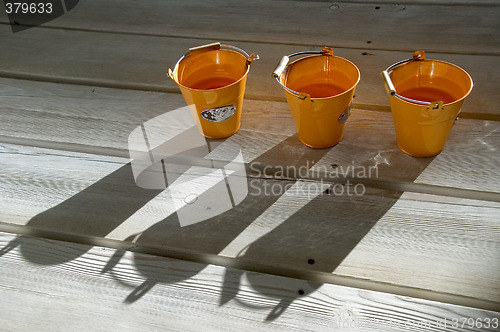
[0,1,499,331]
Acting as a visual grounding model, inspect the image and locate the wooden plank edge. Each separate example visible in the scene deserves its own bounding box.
[2,231,498,332]
[0,68,283,103]
[0,69,180,95]
[0,22,499,56]
[0,71,497,122]
[0,222,498,313]
[2,136,500,202]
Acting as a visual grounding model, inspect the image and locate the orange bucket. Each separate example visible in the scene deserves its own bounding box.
[273,48,360,148]
[381,51,473,157]
[168,42,258,139]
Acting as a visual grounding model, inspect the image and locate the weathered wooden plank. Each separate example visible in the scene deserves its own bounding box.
[1,78,498,193]
[1,233,498,331]
[0,27,498,117]
[0,1,497,325]
[214,188,500,305]
[1,145,499,308]
[1,0,498,55]
[310,112,500,193]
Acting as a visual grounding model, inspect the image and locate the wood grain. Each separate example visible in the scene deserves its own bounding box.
[1,78,498,193]
[0,0,498,326]
[1,0,499,54]
[1,144,499,309]
[0,27,498,117]
[0,232,498,332]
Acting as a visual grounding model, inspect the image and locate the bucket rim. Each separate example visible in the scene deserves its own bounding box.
[278,53,361,100]
[384,56,473,107]
[169,47,253,92]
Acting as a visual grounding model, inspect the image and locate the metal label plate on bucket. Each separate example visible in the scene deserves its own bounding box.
[338,104,351,124]
[201,105,236,122]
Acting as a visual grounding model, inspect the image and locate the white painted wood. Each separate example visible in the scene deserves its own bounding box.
[1,0,498,54]
[333,191,500,304]
[0,77,293,156]
[0,232,498,332]
[0,0,499,323]
[1,78,498,192]
[0,144,499,309]
[310,110,500,193]
[413,119,500,192]
[0,28,498,117]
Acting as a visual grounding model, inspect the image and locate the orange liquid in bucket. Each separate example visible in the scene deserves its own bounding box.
[180,64,244,90]
[289,82,346,98]
[277,52,360,148]
[186,76,237,90]
[170,45,253,139]
[399,87,457,104]
[383,53,473,157]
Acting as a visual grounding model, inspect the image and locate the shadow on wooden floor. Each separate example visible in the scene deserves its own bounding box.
[0,130,434,321]
[0,162,163,264]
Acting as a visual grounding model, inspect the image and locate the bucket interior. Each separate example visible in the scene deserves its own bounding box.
[390,60,472,105]
[282,55,360,98]
[174,50,249,90]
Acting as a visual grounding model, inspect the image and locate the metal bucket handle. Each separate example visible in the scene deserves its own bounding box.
[168,42,259,79]
[381,50,443,111]
[272,47,350,123]
[272,47,334,101]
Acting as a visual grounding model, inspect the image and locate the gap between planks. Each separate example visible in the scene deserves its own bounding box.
[1,231,498,332]
[1,0,499,55]
[1,76,498,195]
[1,135,499,203]
[0,70,498,122]
[1,26,499,118]
[0,21,498,57]
[0,222,498,314]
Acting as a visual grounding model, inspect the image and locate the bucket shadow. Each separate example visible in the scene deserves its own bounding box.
[221,153,435,321]
[101,135,333,303]
[0,125,212,265]
[0,162,165,265]
[0,121,435,322]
